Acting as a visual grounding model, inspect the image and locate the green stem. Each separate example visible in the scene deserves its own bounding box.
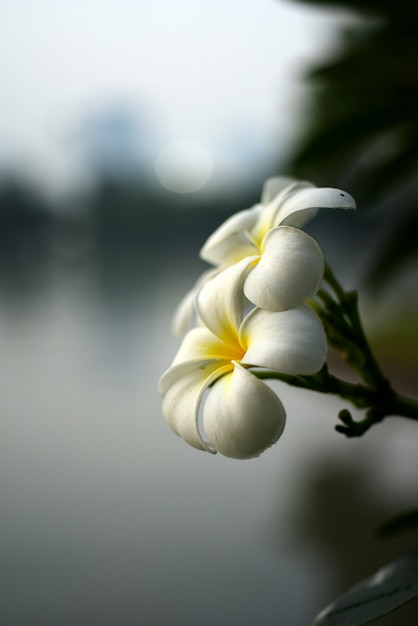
[322,263,391,389]
[323,263,347,304]
[258,262,418,437]
[389,389,418,421]
[254,366,418,435]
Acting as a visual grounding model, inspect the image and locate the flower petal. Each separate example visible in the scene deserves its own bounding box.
[277,187,356,227]
[244,226,324,311]
[171,268,218,336]
[159,359,232,453]
[171,288,196,337]
[240,305,327,375]
[260,176,298,204]
[171,326,241,364]
[196,257,256,346]
[200,206,261,265]
[203,363,286,459]
[253,179,316,240]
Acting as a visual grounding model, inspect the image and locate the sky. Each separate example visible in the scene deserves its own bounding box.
[0,0,352,195]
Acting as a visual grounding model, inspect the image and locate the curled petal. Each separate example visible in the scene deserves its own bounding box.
[244,226,324,311]
[203,363,286,459]
[196,257,256,345]
[260,176,299,204]
[159,359,232,453]
[171,288,196,337]
[200,206,261,265]
[253,180,315,241]
[240,305,327,375]
[159,358,216,396]
[277,187,356,227]
[171,268,218,336]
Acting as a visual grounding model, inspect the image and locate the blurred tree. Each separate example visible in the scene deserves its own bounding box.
[0,179,52,299]
[287,0,418,291]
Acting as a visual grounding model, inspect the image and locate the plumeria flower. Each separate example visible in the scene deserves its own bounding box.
[173,177,356,334]
[159,260,327,459]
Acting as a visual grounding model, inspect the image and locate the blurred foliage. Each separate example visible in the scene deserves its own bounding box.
[288,0,418,292]
[270,457,418,625]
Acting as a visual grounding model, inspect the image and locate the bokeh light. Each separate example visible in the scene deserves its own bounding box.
[155,139,213,193]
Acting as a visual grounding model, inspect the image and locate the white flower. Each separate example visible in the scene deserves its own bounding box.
[159,261,327,459]
[173,177,356,334]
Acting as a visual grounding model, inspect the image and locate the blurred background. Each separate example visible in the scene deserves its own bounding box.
[1,0,417,624]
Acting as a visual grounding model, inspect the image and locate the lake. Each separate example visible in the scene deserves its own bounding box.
[1,263,417,625]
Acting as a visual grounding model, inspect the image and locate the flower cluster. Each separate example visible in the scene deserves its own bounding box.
[159,177,356,459]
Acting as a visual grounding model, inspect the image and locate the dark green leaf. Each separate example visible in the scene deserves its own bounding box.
[313,551,418,625]
[376,509,418,537]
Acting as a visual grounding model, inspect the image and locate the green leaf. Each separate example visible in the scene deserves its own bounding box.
[313,551,418,626]
[376,509,418,537]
